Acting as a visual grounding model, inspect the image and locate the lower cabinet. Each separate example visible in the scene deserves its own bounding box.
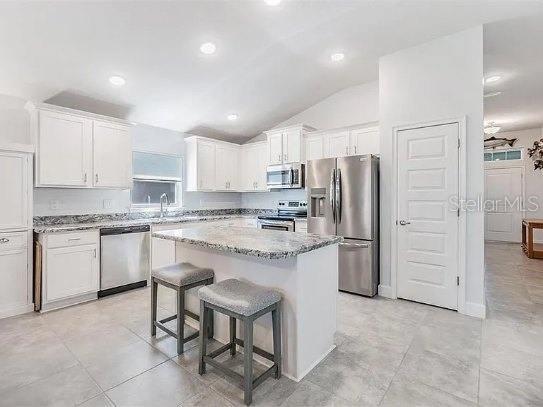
[0,231,32,318]
[39,230,99,311]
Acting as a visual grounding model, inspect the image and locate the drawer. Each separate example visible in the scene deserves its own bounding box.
[0,231,27,252]
[47,230,98,249]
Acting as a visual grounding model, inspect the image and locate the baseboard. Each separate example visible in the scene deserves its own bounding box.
[463,302,486,319]
[0,303,34,319]
[378,284,394,299]
[40,292,97,312]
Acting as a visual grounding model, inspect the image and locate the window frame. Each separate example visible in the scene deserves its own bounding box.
[130,150,183,210]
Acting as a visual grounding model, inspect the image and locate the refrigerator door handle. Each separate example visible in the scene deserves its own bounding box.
[336,168,342,222]
[330,169,336,222]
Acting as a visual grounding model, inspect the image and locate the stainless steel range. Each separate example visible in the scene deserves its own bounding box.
[257,200,307,232]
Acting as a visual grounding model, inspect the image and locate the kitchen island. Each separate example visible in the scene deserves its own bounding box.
[153,225,341,381]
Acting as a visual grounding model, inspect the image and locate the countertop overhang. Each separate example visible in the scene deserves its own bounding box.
[153,226,342,259]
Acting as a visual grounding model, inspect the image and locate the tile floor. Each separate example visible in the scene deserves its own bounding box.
[1,242,542,406]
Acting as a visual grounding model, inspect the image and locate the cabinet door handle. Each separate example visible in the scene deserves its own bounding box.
[278,154,281,162]
[345,146,349,155]
[84,173,87,183]
[68,237,81,241]
[0,238,9,243]
[95,174,99,184]
[93,248,97,258]
[354,145,357,154]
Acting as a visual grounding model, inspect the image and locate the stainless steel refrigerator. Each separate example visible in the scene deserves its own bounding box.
[307,155,379,296]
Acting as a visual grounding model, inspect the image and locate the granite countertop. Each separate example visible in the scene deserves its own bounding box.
[153,225,342,259]
[32,214,252,233]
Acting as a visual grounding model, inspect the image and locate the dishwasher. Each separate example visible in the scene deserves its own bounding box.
[99,225,151,297]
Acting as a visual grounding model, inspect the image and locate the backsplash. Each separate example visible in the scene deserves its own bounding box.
[33,208,274,226]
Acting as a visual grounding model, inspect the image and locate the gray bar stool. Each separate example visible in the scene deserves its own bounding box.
[151,262,214,354]
[197,279,282,405]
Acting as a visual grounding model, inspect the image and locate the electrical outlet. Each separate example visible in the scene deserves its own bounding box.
[49,200,60,210]
[103,199,114,209]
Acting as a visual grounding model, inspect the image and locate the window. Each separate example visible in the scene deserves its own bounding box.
[484,149,523,162]
[131,151,182,207]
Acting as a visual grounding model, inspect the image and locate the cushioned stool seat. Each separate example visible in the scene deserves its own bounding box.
[198,278,281,316]
[197,279,282,405]
[150,262,214,355]
[151,262,214,287]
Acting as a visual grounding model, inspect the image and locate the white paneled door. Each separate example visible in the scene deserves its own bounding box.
[484,167,523,242]
[397,123,459,310]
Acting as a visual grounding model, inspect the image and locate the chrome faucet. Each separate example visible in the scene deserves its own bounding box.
[159,193,169,218]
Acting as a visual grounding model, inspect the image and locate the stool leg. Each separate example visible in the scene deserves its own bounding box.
[243,318,254,405]
[177,288,185,355]
[272,305,282,379]
[198,300,208,375]
[151,278,157,336]
[229,317,236,356]
[208,307,214,339]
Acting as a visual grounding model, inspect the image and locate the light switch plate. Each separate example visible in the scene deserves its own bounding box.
[49,200,60,210]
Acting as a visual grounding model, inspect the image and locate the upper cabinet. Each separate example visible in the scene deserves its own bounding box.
[185,137,216,191]
[37,110,93,187]
[304,124,380,162]
[240,142,267,192]
[215,144,239,191]
[30,104,132,189]
[327,130,351,157]
[93,120,132,188]
[265,124,314,165]
[0,149,32,230]
[349,127,379,155]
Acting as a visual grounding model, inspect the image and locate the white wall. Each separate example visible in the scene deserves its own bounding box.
[485,127,543,240]
[246,81,379,143]
[379,27,485,316]
[0,94,30,145]
[33,123,241,216]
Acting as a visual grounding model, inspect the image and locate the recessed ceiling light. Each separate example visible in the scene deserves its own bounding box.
[227,113,238,121]
[331,53,345,62]
[200,42,216,55]
[109,75,126,86]
[264,0,281,5]
[484,91,502,98]
[484,75,501,84]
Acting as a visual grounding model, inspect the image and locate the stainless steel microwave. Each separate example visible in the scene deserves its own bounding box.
[266,163,304,189]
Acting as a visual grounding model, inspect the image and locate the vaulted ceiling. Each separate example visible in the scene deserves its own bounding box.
[0,0,541,141]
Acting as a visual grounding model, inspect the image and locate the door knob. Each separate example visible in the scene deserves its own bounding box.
[399,220,411,226]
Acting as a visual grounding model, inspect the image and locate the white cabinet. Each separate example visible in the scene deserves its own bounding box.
[0,145,33,319]
[241,142,267,192]
[186,138,216,191]
[327,130,351,157]
[93,120,132,188]
[265,125,313,165]
[45,244,98,303]
[267,132,283,165]
[31,104,132,189]
[318,125,379,159]
[0,232,30,318]
[349,127,379,155]
[0,151,31,230]
[215,144,239,191]
[39,230,100,311]
[305,135,325,161]
[37,110,93,187]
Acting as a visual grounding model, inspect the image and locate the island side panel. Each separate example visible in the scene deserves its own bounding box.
[295,243,338,379]
[175,242,301,379]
